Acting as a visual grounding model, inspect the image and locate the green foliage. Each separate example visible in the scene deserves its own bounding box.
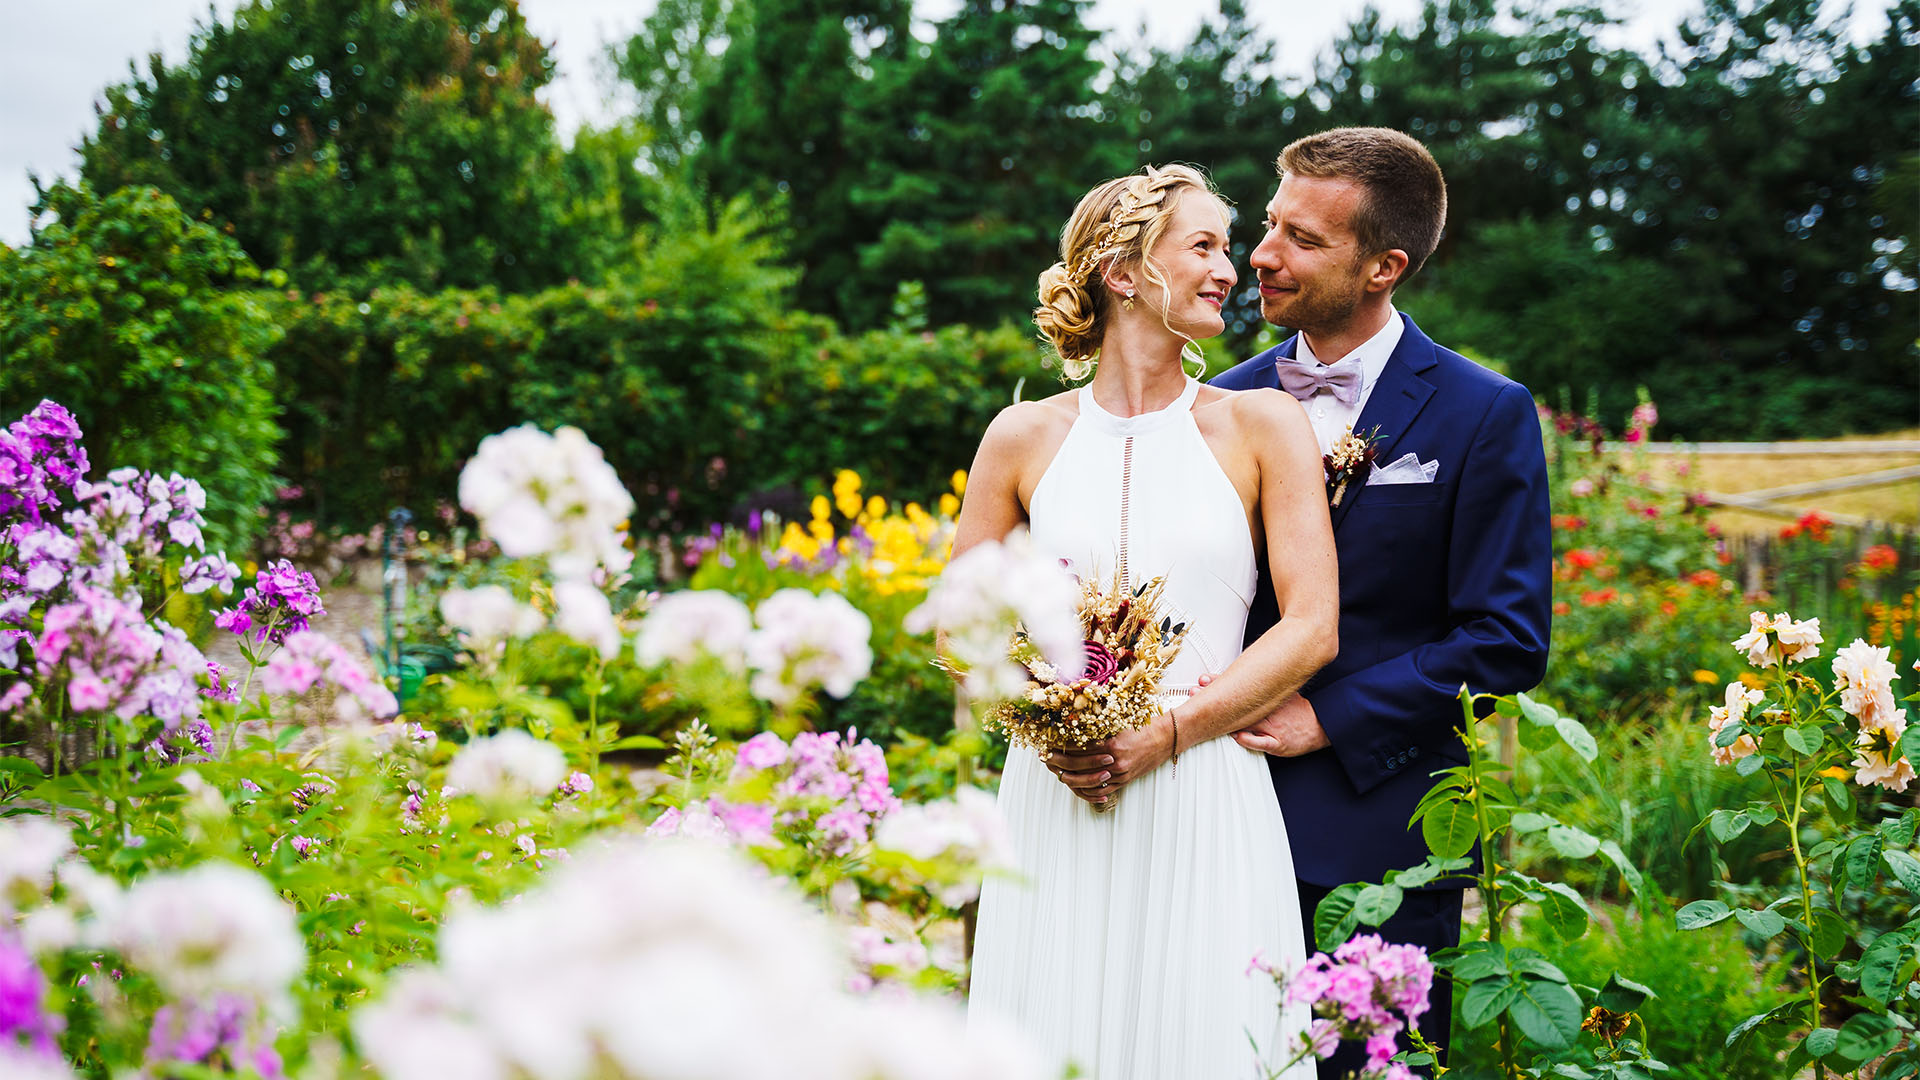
[0,182,281,550]
[79,0,585,293]
[1449,906,1791,1080]
[266,186,1049,533]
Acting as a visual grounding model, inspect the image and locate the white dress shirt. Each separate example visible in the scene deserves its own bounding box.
[1288,305,1404,455]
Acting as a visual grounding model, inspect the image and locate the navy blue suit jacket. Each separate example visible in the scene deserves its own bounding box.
[1211,313,1552,888]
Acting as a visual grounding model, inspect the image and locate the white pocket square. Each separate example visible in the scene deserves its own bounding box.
[1366,452,1439,485]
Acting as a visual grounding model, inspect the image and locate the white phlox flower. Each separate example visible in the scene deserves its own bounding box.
[457,424,635,582]
[440,585,544,644]
[633,590,754,671]
[906,528,1083,700]
[0,817,74,915]
[110,861,304,1005]
[552,580,623,658]
[445,730,569,802]
[746,589,874,706]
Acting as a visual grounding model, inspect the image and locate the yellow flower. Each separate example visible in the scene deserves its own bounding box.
[808,519,834,545]
[1819,766,1852,780]
[833,469,862,499]
[1738,672,1766,690]
[938,493,960,518]
[778,521,821,563]
[866,495,887,520]
[810,495,831,521]
[1692,669,1721,685]
[951,469,968,496]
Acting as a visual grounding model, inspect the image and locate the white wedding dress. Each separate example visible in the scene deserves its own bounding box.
[968,377,1313,1079]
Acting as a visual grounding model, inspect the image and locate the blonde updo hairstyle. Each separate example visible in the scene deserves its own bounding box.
[1034,164,1225,382]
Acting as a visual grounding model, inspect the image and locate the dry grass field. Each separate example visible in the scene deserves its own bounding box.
[1639,427,1919,537]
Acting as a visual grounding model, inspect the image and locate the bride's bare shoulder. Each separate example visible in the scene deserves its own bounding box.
[976,390,1079,456]
[1197,385,1309,438]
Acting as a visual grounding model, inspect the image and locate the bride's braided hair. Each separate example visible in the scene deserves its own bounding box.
[1035,164,1222,381]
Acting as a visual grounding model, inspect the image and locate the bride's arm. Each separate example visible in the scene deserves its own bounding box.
[1171,390,1340,747]
[949,404,1045,560]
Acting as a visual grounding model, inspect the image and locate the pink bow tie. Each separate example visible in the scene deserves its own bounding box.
[1275,357,1362,406]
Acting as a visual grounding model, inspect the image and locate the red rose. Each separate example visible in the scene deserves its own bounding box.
[1080,641,1119,684]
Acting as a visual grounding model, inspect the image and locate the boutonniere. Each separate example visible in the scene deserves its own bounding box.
[1325,425,1384,507]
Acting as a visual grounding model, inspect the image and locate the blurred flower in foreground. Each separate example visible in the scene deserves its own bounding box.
[906,528,1083,701]
[352,836,1047,1080]
[457,424,634,582]
[745,589,873,707]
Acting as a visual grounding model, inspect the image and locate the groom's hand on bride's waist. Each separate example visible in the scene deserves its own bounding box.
[1193,674,1331,757]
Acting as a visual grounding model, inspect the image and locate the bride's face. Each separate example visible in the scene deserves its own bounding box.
[1135,194,1236,340]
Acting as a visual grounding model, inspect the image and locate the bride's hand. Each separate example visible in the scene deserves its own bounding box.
[1045,718,1176,807]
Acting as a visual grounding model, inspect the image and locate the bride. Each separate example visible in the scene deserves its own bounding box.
[957,164,1338,1078]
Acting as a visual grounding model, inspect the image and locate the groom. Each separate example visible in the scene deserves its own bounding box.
[1212,128,1552,1071]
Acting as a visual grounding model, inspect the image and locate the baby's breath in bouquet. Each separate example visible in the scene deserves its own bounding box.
[977,570,1189,812]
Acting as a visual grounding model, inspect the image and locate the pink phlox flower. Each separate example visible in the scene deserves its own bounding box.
[1364,1031,1400,1069]
[815,804,872,856]
[733,731,789,774]
[708,799,776,845]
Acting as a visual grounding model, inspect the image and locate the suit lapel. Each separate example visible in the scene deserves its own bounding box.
[1329,315,1439,532]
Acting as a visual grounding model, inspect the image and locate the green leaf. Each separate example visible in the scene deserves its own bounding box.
[1313,883,1364,951]
[1724,1001,1800,1048]
[1713,720,1748,749]
[1811,908,1851,959]
[1836,1012,1902,1063]
[1677,899,1733,930]
[1707,809,1752,843]
[1353,883,1405,927]
[1536,880,1591,940]
[1508,976,1584,1049]
[1804,1026,1840,1058]
[1507,948,1570,984]
[1555,716,1599,763]
[1880,809,1918,848]
[1848,835,1886,892]
[1597,840,1647,899]
[1422,796,1479,860]
[1511,811,1553,834]
[1885,850,1920,895]
[1547,824,1602,859]
[1594,972,1657,1014]
[1516,691,1562,728]
[1733,907,1787,939]
[1735,751,1766,777]
[1461,976,1522,1029]
[1859,931,1913,1004]
[1783,725,1822,756]
[1902,723,1920,771]
[606,734,667,751]
[1440,941,1510,982]
[1389,857,1450,890]
[1826,777,1859,825]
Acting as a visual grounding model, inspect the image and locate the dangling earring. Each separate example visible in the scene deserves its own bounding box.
[1122,290,1136,311]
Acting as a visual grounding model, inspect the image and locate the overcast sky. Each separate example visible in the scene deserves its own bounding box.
[0,0,1894,246]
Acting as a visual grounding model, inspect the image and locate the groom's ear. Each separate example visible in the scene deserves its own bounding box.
[1363,248,1411,294]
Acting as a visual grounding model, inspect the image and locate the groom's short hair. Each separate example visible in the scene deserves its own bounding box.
[1277,128,1447,284]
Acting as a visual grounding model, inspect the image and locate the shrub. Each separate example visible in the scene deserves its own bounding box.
[1447,905,1791,1080]
[0,183,282,550]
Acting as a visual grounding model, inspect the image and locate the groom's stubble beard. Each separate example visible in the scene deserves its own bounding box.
[1259,267,1369,339]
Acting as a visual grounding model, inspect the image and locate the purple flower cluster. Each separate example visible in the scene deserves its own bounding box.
[144,995,284,1079]
[26,586,211,727]
[0,933,57,1057]
[214,560,326,646]
[745,730,900,855]
[1262,933,1434,1078]
[255,630,398,721]
[0,401,87,536]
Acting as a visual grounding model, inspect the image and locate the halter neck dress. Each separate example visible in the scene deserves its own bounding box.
[968,377,1313,1079]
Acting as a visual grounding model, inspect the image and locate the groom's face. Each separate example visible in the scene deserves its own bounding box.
[1249,175,1371,333]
